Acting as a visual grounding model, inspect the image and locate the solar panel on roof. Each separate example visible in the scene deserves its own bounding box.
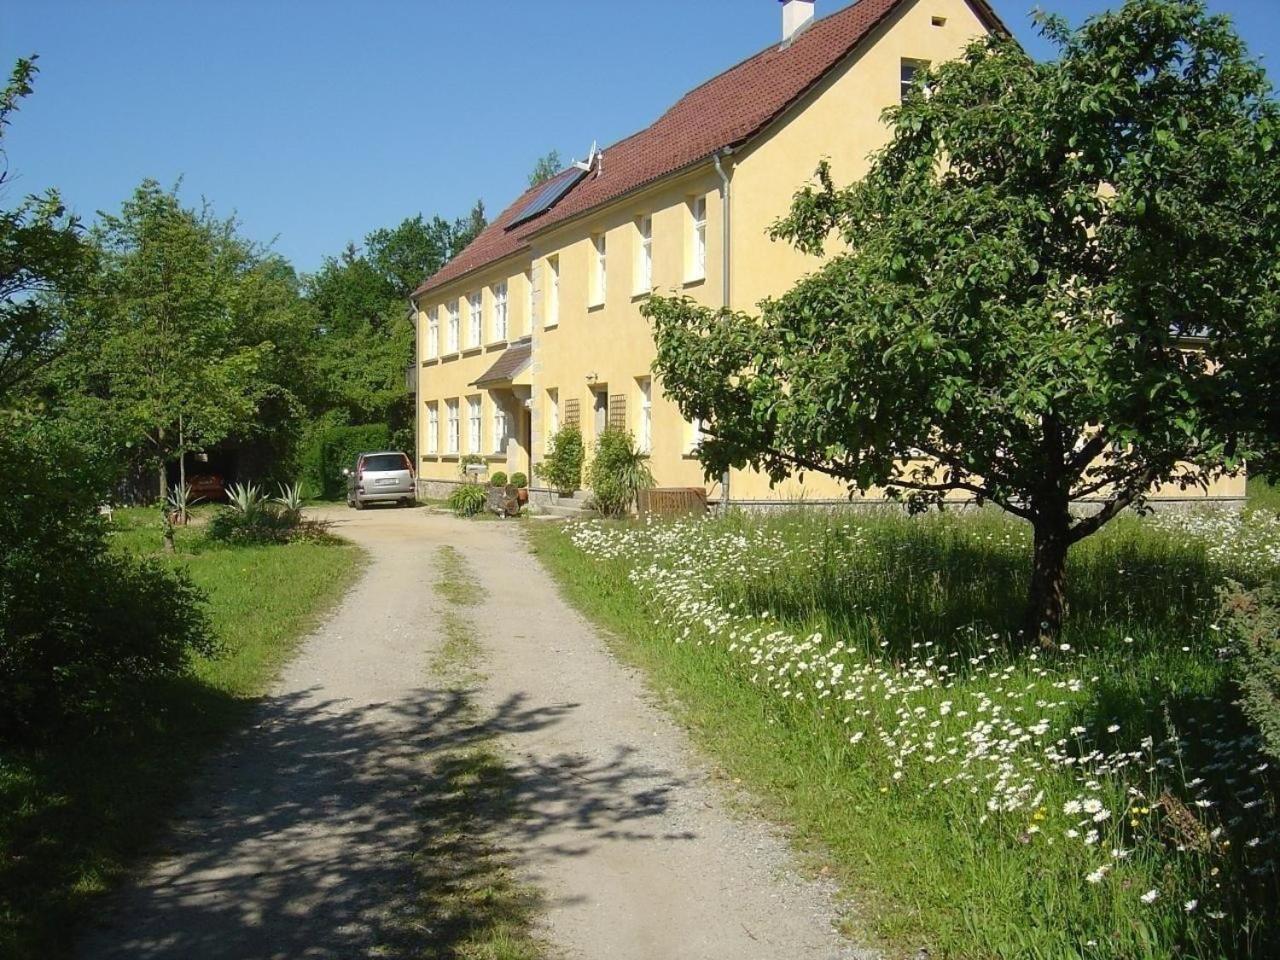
[509,169,586,228]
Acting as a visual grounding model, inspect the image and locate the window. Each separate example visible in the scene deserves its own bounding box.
[468,291,483,346]
[492,280,508,341]
[689,197,707,281]
[493,403,509,454]
[426,307,439,359]
[426,402,439,454]
[446,399,460,454]
[637,377,652,453]
[635,215,653,293]
[546,388,559,444]
[592,233,607,305]
[468,396,482,453]
[546,255,560,326]
[688,417,705,454]
[901,59,928,103]
[524,268,534,335]
[447,301,460,352]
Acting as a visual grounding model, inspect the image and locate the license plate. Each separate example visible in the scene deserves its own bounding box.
[376,478,396,485]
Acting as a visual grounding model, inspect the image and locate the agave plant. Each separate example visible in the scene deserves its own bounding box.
[225,482,265,518]
[166,482,201,526]
[274,482,305,520]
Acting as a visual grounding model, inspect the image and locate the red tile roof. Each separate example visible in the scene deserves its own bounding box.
[413,0,1005,298]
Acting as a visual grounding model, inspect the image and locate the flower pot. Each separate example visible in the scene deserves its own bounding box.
[517,487,529,505]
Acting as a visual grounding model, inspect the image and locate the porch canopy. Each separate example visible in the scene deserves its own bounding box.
[470,336,532,389]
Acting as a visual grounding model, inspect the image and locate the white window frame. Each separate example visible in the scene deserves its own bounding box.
[492,280,508,342]
[592,233,607,306]
[446,399,460,454]
[468,395,482,453]
[690,197,707,282]
[426,307,439,359]
[688,417,705,454]
[901,59,928,103]
[426,402,439,454]
[493,403,509,455]
[468,291,483,347]
[447,301,460,353]
[637,377,652,453]
[635,215,653,294]
[524,268,534,335]
[546,255,560,327]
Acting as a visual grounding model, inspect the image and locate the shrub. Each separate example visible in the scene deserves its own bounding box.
[205,482,325,545]
[535,423,583,494]
[448,483,488,518]
[1221,580,1280,762]
[510,472,528,489]
[490,471,508,488]
[0,421,213,740]
[587,428,654,518]
[300,422,391,500]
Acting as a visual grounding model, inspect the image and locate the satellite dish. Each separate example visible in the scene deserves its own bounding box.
[572,140,600,173]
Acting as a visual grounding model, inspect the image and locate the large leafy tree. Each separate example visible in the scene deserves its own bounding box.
[646,0,1280,641]
[0,57,91,405]
[307,206,486,439]
[63,182,286,501]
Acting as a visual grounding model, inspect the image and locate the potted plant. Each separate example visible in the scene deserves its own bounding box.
[510,471,528,505]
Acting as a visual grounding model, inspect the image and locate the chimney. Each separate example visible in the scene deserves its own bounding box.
[781,0,815,43]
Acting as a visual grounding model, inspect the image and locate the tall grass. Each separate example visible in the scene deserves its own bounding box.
[531,507,1279,959]
[0,508,359,958]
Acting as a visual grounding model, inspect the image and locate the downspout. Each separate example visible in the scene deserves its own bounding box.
[409,296,419,495]
[713,148,733,510]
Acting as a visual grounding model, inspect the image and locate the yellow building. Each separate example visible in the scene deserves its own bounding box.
[411,0,1245,509]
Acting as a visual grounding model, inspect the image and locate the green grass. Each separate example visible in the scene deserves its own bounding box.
[1248,476,1280,515]
[528,508,1280,960]
[0,507,360,959]
[411,542,549,960]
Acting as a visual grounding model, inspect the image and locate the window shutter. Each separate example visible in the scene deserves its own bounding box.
[563,398,581,426]
[609,394,626,431]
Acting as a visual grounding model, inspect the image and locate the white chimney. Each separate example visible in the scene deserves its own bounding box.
[781,0,815,43]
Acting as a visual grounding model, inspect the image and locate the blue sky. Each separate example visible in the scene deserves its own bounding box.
[2,0,1276,274]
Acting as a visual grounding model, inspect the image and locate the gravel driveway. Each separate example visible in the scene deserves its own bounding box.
[79,507,869,960]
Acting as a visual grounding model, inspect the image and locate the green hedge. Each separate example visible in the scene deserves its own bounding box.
[300,423,392,500]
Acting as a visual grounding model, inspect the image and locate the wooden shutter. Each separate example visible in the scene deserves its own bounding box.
[563,398,581,426]
[608,394,626,431]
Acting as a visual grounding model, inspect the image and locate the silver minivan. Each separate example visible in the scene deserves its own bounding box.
[345,451,416,509]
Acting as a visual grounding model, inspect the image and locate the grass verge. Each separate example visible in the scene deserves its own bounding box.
[0,507,360,959]
[406,543,547,960]
[527,509,1280,960]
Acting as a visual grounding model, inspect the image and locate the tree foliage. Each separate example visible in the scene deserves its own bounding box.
[645,0,1280,639]
[0,57,92,404]
[305,206,486,443]
[54,182,296,497]
[528,150,563,187]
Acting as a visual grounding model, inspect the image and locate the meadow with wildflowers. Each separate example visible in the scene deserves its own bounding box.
[531,506,1280,959]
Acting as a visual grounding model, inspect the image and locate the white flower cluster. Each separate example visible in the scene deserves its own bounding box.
[565,513,1279,919]
[1147,507,1280,573]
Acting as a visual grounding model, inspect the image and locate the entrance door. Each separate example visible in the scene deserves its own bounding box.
[593,387,608,439]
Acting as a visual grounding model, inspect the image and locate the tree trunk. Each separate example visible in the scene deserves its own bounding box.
[178,414,187,524]
[157,425,168,506]
[1024,519,1070,645]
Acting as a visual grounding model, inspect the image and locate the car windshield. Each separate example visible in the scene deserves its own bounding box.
[361,454,407,473]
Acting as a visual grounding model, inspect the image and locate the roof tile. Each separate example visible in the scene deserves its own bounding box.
[414,0,1002,298]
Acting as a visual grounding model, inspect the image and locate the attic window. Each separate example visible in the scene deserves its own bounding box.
[931,16,947,27]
